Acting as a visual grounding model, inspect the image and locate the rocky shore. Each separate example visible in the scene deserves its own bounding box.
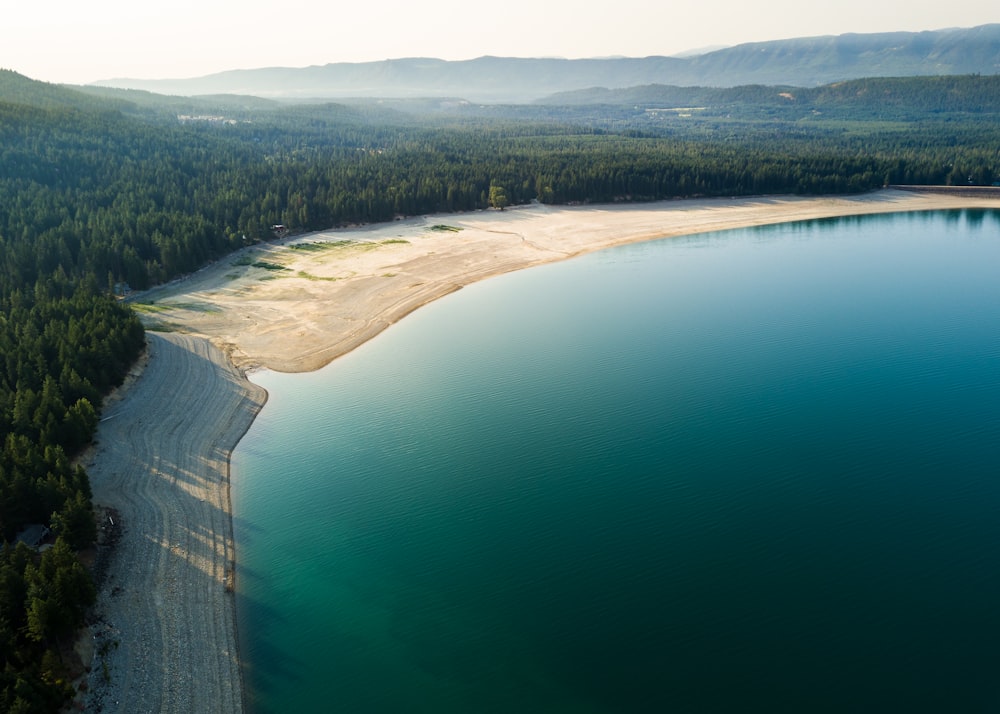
[82,334,265,713]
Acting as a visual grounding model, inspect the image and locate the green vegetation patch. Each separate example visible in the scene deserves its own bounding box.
[429,224,462,232]
[291,239,354,251]
[289,239,393,255]
[289,241,339,252]
[170,302,222,313]
[132,302,173,314]
[381,238,410,245]
[296,271,340,282]
[253,261,289,271]
[146,322,182,332]
[133,301,220,315]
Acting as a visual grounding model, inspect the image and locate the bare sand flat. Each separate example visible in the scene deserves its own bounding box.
[135,190,1000,374]
[85,190,1000,712]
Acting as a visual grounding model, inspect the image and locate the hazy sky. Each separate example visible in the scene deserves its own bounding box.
[3,0,996,85]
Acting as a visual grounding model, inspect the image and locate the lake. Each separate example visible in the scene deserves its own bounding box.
[233,209,1000,712]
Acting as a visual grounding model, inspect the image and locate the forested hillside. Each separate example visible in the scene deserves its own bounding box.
[8,70,1000,289]
[1,66,999,710]
[1,74,146,713]
[540,74,1000,121]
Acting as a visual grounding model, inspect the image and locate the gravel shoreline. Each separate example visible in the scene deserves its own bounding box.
[82,333,266,713]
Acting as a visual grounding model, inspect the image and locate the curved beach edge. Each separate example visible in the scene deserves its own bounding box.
[136,189,1000,376]
[83,190,1000,711]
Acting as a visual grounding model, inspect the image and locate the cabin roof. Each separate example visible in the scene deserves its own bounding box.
[14,524,51,549]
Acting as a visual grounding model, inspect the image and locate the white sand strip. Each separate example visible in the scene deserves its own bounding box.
[136,190,1000,374]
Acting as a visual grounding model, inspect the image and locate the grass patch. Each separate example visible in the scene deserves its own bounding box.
[136,315,182,332]
[171,302,222,313]
[296,271,339,282]
[134,301,221,314]
[381,238,410,245]
[232,254,255,266]
[253,261,289,271]
[290,239,388,254]
[290,240,354,251]
[429,224,462,232]
[290,241,338,252]
[131,303,172,314]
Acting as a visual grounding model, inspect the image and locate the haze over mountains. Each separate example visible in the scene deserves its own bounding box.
[90,25,1000,102]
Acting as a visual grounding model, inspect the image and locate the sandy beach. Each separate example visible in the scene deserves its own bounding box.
[135,190,1000,374]
[84,190,1000,712]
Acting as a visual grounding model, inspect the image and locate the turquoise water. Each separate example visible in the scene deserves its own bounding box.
[233,210,1000,713]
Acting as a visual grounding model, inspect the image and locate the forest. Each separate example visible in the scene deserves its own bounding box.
[1,67,999,711]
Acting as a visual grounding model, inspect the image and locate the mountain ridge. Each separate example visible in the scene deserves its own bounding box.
[88,25,1000,102]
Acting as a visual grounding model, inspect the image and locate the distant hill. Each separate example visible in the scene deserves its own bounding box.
[538,75,1000,117]
[0,68,129,111]
[678,24,1000,87]
[0,68,282,119]
[88,25,1000,102]
[8,66,999,131]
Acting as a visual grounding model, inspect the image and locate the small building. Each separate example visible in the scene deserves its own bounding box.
[14,524,50,550]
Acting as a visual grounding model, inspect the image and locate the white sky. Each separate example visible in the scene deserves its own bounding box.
[3,0,996,85]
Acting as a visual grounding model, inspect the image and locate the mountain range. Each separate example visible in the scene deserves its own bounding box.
[90,24,1000,102]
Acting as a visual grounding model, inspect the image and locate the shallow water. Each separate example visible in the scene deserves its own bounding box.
[233,209,1000,713]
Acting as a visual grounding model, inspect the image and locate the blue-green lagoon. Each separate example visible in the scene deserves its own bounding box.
[233,210,1000,712]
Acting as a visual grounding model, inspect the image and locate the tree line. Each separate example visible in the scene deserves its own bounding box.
[5,97,1000,295]
[0,272,144,711]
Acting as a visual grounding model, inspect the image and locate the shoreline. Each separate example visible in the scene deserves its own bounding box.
[84,334,265,713]
[135,189,1000,374]
[87,190,1000,711]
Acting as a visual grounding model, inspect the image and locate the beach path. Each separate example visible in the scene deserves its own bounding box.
[85,332,266,713]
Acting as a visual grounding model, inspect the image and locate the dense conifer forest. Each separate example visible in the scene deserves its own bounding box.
[0,67,998,710]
